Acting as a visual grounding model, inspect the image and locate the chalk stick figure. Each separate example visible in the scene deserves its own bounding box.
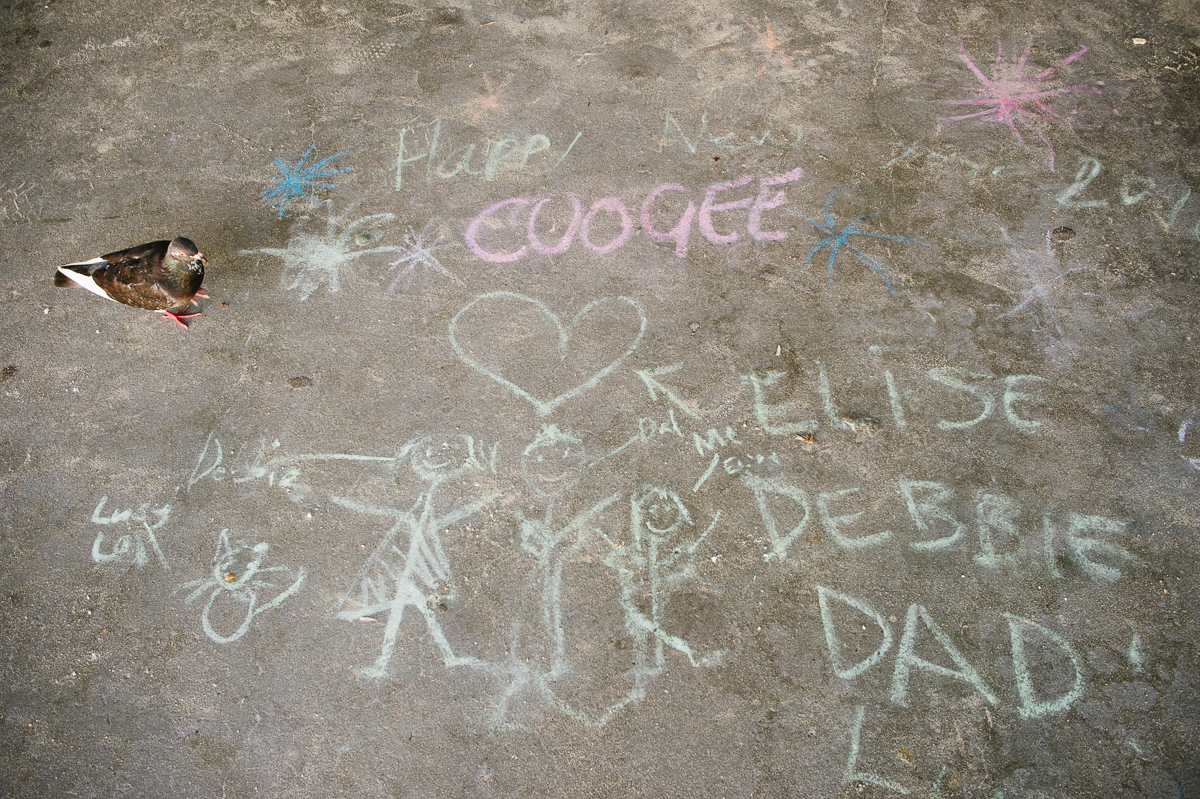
[332,434,500,679]
[604,486,723,670]
[491,424,634,727]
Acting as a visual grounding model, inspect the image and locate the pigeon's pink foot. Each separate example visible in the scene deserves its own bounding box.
[195,287,208,298]
[160,309,200,328]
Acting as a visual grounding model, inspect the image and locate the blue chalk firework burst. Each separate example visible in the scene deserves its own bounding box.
[801,193,930,293]
[261,146,353,217]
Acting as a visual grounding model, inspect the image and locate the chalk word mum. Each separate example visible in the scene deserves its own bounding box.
[464,166,805,262]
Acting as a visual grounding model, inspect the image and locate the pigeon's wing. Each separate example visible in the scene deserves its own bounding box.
[54,241,173,310]
[53,240,192,312]
[91,255,179,311]
[99,240,171,266]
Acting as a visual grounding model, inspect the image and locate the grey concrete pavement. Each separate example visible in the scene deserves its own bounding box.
[1,1,1198,796]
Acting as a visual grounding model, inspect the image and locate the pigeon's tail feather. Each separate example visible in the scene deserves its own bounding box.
[59,257,107,270]
[54,265,116,302]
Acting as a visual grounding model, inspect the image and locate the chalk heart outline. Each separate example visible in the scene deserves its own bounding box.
[450,291,647,417]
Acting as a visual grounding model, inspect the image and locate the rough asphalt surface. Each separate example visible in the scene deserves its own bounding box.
[1,1,1198,797]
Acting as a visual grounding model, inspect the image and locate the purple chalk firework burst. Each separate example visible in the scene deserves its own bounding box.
[931,41,1095,171]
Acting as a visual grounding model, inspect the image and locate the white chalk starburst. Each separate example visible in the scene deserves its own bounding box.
[241,203,407,301]
[384,220,461,295]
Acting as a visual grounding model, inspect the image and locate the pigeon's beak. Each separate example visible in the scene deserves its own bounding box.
[195,254,207,266]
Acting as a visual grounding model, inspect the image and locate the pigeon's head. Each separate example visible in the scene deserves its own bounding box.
[167,237,207,270]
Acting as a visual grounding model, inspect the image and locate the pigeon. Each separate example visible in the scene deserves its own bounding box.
[54,237,207,327]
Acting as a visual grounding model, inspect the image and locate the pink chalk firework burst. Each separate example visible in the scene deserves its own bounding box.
[932,41,1094,171]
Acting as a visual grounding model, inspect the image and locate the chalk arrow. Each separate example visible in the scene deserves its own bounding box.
[634,363,702,420]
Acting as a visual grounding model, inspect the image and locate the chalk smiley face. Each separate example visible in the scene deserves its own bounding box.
[522,424,586,496]
[406,435,478,483]
[632,487,693,545]
[449,292,647,417]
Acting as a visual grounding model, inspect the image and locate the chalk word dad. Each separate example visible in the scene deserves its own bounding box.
[818,587,1086,720]
[464,166,805,263]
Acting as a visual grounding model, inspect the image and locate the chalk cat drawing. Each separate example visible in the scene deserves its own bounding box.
[177,530,306,644]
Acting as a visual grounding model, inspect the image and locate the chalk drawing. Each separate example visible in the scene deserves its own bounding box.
[721,452,782,477]
[186,430,398,493]
[890,603,998,707]
[1002,375,1049,431]
[604,487,724,669]
[1004,613,1086,718]
[1055,158,1195,232]
[843,706,910,794]
[818,587,894,679]
[521,424,588,498]
[818,589,1089,718]
[739,362,1048,437]
[880,138,1006,179]
[383,219,461,294]
[590,411,685,468]
[465,74,511,123]
[700,173,757,243]
[929,369,1048,432]
[333,435,501,679]
[746,19,804,77]
[885,371,907,428]
[1176,417,1195,467]
[692,427,743,457]
[395,119,581,191]
[1120,173,1155,206]
[995,229,1091,353]
[1055,156,1109,208]
[449,292,646,417]
[490,425,630,726]
[929,368,994,430]
[90,496,171,570]
[261,145,352,217]
[240,204,412,300]
[634,363,702,420]
[816,488,892,549]
[177,530,306,644]
[656,111,798,156]
[974,493,1021,568]
[931,41,1094,171]
[798,192,929,292]
[899,478,964,550]
[0,180,44,224]
[815,360,840,428]
[465,168,804,262]
[742,474,812,561]
[1128,632,1146,672]
[742,371,819,435]
[1060,513,1139,582]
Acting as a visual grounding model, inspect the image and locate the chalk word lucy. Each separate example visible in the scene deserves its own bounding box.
[464,167,805,262]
